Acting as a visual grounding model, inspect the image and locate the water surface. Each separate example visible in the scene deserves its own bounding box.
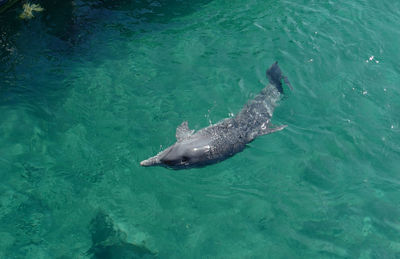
[1,0,400,258]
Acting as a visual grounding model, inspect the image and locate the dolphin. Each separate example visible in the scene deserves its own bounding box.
[140,62,292,169]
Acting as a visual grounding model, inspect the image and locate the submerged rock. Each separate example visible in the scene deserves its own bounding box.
[88,212,157,259]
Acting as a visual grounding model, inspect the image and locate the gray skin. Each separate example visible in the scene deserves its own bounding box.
[140,62,291,169]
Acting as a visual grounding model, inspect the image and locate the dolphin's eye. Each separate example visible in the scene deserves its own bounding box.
[181,156,189,163]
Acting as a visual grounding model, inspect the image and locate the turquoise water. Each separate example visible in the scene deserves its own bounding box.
[1,0,400,257]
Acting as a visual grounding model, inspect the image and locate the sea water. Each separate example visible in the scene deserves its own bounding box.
[0,0,400,258]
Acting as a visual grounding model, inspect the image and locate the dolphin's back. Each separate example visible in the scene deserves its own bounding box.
[198,62,289,160]
[197,118,248,162]
[234,62,289,141]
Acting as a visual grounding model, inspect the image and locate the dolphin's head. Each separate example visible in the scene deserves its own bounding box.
[140,137,212,169]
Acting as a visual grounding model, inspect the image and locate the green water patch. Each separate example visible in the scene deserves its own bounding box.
[1,0,400,258]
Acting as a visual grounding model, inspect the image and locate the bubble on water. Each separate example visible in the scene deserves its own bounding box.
[365,56,374,62]
[362,91,368,95]
[366,55,379,63]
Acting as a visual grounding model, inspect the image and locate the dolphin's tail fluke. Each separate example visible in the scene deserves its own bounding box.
[266,62,292,93]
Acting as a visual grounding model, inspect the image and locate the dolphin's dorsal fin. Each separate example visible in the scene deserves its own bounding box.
[176,121,194,141]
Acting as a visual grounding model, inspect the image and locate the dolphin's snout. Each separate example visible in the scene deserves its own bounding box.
[140,156,159,167]
[140,160,148,166]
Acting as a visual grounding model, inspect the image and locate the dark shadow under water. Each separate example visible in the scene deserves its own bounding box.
[0,0,214,99]
[88,211,157,259]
